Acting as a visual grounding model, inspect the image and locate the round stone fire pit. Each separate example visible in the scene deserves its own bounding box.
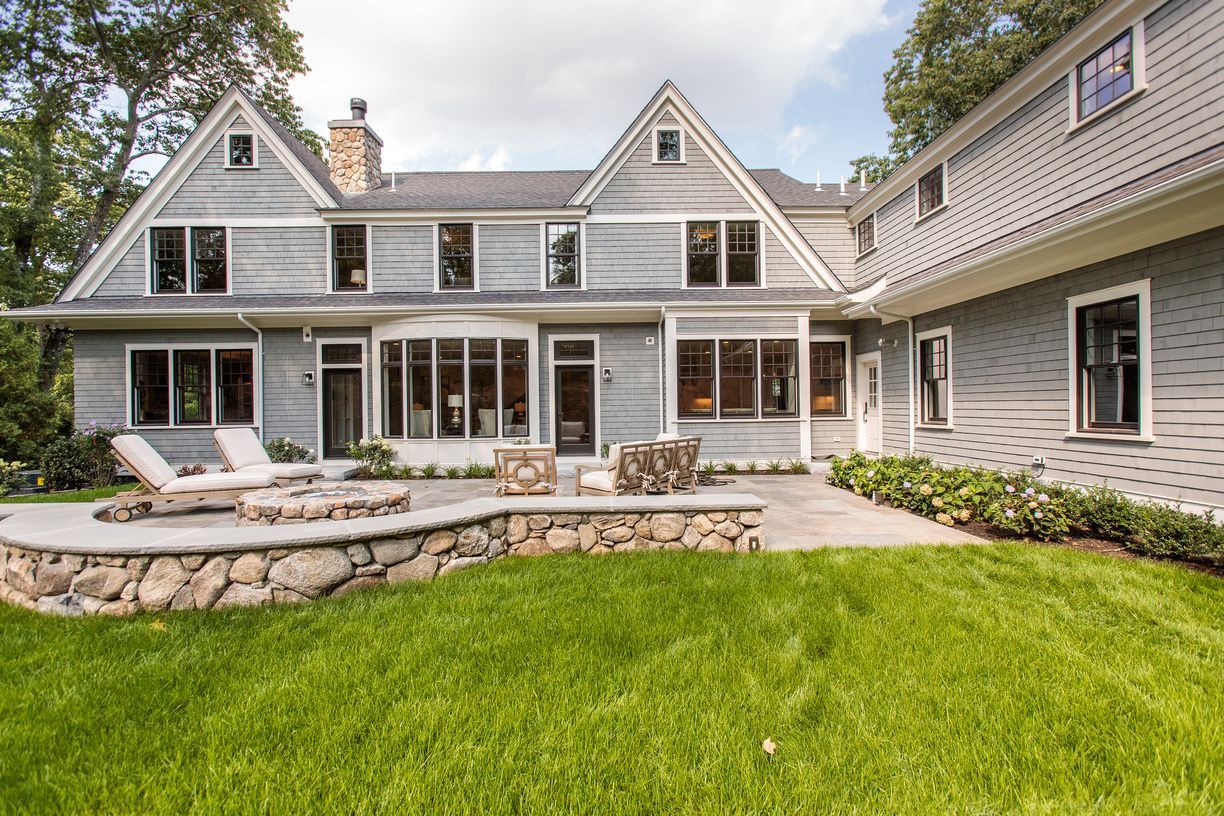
[236,481,410,526]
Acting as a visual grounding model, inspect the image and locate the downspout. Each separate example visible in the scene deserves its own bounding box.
[658,306,667,435]
[236,313,265,442]
[868,304,914,454]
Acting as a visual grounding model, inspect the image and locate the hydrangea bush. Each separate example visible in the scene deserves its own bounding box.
[347,436,396,478]
[0,459,27,497]
[263,437,316,464]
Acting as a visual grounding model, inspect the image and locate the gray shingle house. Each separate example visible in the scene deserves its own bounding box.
[8,0,1222,512]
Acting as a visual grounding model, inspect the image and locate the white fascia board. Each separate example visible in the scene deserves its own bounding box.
[61,87,338,302]
[322,208,589,223]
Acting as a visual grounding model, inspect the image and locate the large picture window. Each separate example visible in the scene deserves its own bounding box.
[810,342,846,416]
[760,340,797,417]
[379,338,529,440]
[439,224,474,289]
[1077,31,1133,121]
[332,225,367,291]
[1077,296,1140,431]
[677,340,715,418]
[919,332,950,425]
[546,223,580,288]
[129,347,254,427]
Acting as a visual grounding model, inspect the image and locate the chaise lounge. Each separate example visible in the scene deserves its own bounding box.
[109,434,275,522]
[213,428,323,484]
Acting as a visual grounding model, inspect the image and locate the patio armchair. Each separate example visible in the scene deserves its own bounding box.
[110,434,275,522]
[213,428,323,484]
[493,446,559,496]
[574,434,702,496]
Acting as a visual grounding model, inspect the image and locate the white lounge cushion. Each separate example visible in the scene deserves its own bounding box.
[213,428,271,470]
[111,435,178,489]
[159,471,274,495]
[656,432,681,441]
[578,470,615,493]
[243,462,324,480]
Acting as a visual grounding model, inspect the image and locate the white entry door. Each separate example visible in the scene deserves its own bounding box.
[857,353,882,453]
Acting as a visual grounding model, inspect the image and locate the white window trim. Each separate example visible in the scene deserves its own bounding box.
[1066,18,1148,134]
[223,131,259,170]
[680,219,765,289]
[433,223,480,293]
[124,342,260,430]
[914,162,949,223]
[145,226,233,297]
[539,222,586,291]
[651,124,686,164]
[809,334,853,420]
[673,335,803,422]
[853,211,877,259]
[915,325,954,429]
[316,338,370,463]
[547,334,601,456]
[325,224,374,295]
[1065,278,1153,442]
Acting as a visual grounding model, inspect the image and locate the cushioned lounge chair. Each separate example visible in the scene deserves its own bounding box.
[575,434,702,496]
[109,434,275,522]
[213,428,323,484]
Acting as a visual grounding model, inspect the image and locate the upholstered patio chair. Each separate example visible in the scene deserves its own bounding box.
[110,434,274,522]
[213,428,322,484]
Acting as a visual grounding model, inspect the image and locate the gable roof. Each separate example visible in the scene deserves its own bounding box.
[249,102,343,201]
[565,81,847,291]
[59,86,339,302]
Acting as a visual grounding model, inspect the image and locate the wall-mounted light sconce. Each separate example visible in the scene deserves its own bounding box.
[302,326,312,343]
[602,367,613,383]
[301,372,315,386]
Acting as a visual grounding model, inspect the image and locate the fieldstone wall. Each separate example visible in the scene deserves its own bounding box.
[328,124,382,193]
[0,510,763,617]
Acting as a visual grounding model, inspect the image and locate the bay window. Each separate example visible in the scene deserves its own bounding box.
[469,340,497,438]
[501,340,529,437]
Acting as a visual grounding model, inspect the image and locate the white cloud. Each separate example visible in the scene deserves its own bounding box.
[284,0,891,171]
[777,124,827,163]
[456,147,512,172]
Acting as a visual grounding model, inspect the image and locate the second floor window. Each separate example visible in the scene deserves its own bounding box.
[918,165,945,218]
[332,226,367,291]
[1078,31,1133,120]
[440,224,474,289]
[655,128,681,162]
[726,222,759,286]
[151,227,227,294]
[687,222,719,286]
[226,134,255,167]
[856,214,875,255]
[546,223,580,288]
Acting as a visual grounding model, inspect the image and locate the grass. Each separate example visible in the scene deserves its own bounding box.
[1,545,1221,814]
[0,483,137,503]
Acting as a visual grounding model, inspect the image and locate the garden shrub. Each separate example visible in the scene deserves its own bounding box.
[0,459,27,497]
[39,422,123,492]
[346,436,395,478]
[176,464,208,477]
[985,483,1070,541]
[1064,484,1140,541]
[264,437,316,464]
[1131,503,1224,564]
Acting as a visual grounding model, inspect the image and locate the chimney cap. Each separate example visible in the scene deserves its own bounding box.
[350,98,367,120]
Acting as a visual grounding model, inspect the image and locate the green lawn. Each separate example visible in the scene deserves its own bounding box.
[1,545,1220,814]
[0,483,137,503]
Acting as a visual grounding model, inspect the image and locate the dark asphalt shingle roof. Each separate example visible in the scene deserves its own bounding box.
[11,288,841,317]
[342,170,592,210]
[749,169,873,207]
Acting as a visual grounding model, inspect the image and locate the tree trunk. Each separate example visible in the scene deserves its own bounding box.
[37,325,71,392]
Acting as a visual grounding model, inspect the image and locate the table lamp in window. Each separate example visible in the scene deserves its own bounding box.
[448,394,464,430]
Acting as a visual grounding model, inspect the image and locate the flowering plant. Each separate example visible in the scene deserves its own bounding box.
[0,459,27,497]
[264,437,316,464]
[987,483,1069,540]
[347,436,396,478]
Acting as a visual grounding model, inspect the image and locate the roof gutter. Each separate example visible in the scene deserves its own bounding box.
[868,304,914,454]
[236,313,265,443]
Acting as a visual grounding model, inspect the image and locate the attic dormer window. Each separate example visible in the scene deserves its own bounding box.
[226,134,256,168]
[654,127,683,163]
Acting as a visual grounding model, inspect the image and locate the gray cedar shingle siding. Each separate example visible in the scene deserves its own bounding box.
[537,324,661,446]
[477,224,541,291]
[371,225,434,294]
[797,220,857,289]
[854,0,1222,288]
[678,421,803,460]
[92,235,146,297]
[905,226,1224,508]
[589,113,754,214]
[231,228,326,295]
[261,328,321,451]
[675,317,798,335]
[584,223,682,290]
[760,225,817,288]
[156,117,322,219]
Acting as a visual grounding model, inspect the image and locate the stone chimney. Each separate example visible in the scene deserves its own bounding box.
[327,97,383,193]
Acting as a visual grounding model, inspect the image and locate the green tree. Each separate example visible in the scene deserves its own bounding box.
[0,0,318,453]
[851,0,1102,180]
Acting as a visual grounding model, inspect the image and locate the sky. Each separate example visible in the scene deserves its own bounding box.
[282,0,919,184]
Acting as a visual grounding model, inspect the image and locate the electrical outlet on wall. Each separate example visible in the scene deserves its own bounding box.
[833,436,841,442]
[645,337,655,346]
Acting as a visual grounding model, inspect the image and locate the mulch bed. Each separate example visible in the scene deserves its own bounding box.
[959,519,1223,579]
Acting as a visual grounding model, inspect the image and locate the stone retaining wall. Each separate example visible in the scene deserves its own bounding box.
[1,509,763,617]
